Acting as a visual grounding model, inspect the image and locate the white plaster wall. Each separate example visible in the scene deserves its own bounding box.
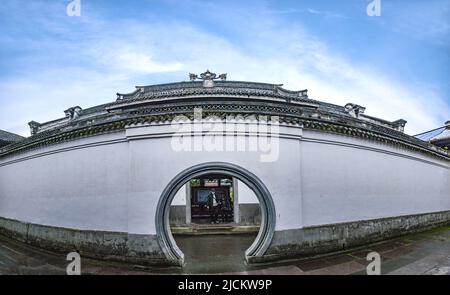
[237,180,258,204]
[0,123,303,235]
[125,123,303,234]
[0,132,130,232]
[171,185,187,206]
[1,123,449,238]
[300,130,450,227]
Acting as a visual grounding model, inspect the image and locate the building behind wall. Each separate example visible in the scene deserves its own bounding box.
[0,129,24,148]
[430,121,450,150]
[170,179,261,227]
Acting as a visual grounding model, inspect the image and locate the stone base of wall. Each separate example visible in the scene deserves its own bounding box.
[248,210,450,264]
[2,210,449,266]
[0,216,168,266]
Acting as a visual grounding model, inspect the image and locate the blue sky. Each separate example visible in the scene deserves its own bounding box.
[0,0,449,136]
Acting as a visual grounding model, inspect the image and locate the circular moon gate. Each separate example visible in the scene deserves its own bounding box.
[155,162,276,266]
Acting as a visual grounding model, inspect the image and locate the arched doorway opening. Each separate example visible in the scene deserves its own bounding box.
[155,162,276,267]
[169,174,262,272]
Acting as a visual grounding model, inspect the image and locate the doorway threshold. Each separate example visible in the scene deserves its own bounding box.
[171,224,260,235]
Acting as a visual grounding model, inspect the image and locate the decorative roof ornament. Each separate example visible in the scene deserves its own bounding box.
[64,106,83,120]
[28,121,41,136]
[189,70,227,87]
[392,119,407,132]
[344,103,366,118]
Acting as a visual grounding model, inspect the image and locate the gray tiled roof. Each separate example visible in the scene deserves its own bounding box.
[113,80,310,105]
[2,75,447,160]
[0,129,24,143]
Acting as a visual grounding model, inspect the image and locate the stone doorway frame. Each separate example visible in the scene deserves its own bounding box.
[155,162,276,266]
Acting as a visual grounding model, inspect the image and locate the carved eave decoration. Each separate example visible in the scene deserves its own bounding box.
[2,111,449,161]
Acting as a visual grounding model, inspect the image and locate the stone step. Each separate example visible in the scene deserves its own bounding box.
[171,224,260,235]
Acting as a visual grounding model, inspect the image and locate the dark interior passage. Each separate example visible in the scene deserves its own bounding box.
[190,175,234,224]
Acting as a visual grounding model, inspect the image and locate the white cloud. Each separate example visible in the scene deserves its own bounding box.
[96,46,183,74]
[0,68,132,136]
[0,1,448,137]
[114,51,182,74]
[306,8,348,19]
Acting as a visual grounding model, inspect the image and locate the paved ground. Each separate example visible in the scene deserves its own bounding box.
[0,225,449,275]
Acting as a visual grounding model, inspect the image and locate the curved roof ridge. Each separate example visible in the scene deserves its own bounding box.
[117,80,291,95]
[114,79,309,103]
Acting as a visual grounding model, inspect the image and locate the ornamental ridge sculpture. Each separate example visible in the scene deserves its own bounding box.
[189,69,227,81]
[189,70,227,87]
